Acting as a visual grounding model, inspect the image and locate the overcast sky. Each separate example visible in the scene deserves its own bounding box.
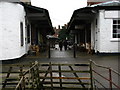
[31,0,87,27]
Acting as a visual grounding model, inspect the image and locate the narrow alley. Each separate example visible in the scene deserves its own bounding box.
[0,0,120,89]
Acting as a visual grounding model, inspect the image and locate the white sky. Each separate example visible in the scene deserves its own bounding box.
[31,0,87,27]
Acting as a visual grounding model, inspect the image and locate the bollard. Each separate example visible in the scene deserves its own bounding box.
[73,43,76,58]
[48,41,51,58]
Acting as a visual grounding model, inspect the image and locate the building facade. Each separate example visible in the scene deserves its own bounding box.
[91,10,120,53]
[0,1,54,60]
[0,2,27,60]
[68,1,120,53]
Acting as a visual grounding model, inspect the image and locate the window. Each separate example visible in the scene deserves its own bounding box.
[20,22,24,46]
[113,19,120,38]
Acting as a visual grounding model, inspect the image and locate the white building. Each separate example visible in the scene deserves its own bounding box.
[0,2,27,60]
[0,1,54,60]
[91,10,120,53]
[68,1,120,53]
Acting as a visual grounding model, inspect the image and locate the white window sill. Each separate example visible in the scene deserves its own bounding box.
[110,38,120,42]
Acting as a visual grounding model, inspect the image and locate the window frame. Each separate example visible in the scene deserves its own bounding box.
[111,19,120,42]
[20,22,24,46]
[112,19,120,38]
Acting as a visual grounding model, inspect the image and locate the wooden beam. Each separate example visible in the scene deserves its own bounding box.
[69,66,86,88]
[2,67,12,88]
[27,13,45,17]
[39,63,89,66]
[39,70,90,73]
[28,17,47,21]
[42,81,90,85]
[39,76,90,80]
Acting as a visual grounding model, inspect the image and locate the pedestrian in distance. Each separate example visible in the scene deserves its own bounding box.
[63,40,68,51]
[59,40,63,51]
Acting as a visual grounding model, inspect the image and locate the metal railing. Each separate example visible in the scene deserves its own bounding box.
[90,60,120,90]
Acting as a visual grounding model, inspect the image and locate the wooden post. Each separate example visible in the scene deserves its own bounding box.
[30,62,35,89]
[90,60,93,90]
[48,40,51,58]
[73,43,76,58]
[109,68,112,90]
[58,64,62,89]
[50,62,53,90]
[36,63,41,89]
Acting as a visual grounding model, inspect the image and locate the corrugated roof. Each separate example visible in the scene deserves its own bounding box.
[0,0,21,2]
[87,0,120,2]
[91,0,120,6]
[20,0,30,3]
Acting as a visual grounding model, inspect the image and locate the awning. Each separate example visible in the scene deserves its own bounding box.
[21,3,55,35]
[67,7,95,31]
[67,2,120,31]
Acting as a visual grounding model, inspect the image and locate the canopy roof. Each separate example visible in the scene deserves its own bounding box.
[0,1,54,34]
[67,1,120,31]
[91,0,120,6]
[0,0,20,2]
[87,0,113,2]
[22,3,54,34]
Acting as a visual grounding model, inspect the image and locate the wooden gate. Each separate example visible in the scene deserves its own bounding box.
[1,61,120,90]
[1,61,92,90]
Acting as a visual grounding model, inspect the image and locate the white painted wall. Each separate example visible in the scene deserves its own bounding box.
[91,13,99,52]
[99,10,120,53]
[0,2,27,60]
[0,8,2,59]
[91,10,120,53]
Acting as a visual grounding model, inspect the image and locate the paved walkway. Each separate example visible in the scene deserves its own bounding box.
[2,48,119,72]
[51,48,73,58]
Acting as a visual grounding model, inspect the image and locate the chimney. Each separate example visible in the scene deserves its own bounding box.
[58,25,60,29]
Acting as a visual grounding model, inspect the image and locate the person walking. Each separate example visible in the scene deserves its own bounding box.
[63,40,68,51]
[59,40,63,51]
